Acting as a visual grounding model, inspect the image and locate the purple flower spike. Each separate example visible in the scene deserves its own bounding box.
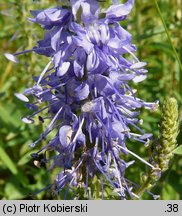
[9,0,158,199]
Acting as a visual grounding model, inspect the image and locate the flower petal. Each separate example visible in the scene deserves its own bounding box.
[57,61,70,76]
[106,0,134,21]
[133,75,147,83]
[73,61,84,78]
[51,27,63,51]
[59,125,73,148]
[130,62,147,69]
[86,49,99,71]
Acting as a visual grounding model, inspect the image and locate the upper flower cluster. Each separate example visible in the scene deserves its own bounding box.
[6,0,159,199]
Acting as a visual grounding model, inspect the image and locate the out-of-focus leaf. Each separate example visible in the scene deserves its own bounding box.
[4,181,30,200]
[0,103,21,128]
[173,92,182,103]
[167,170,182,194]
[18,150,35,166]
[161,184,179,200]
[0,145,18,174]
[173,145,182,155]
[148,42,176,58]
[0,144,29,186]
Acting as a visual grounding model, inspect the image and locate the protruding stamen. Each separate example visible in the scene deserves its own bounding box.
[72,118,85,143]
[44,106,63,135]
[122,46,139,62]
[37,58,53,85]
[93,137,99,157]
[35,82,66,96]
[117,145,159,170]
[113,157,125,197]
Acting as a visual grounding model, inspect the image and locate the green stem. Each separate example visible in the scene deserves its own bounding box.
[135,176,151,197]
[153,0,182,93]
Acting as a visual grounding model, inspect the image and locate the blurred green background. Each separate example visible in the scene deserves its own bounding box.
[0,0,181,199]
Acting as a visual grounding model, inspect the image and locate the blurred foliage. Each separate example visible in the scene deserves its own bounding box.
[0,0,181,199]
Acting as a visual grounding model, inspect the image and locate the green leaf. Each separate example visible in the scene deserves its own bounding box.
[17,150,35,166]
[0,145,18,175]
[167,170,182,195]
[0,144,29,186]
[0,103,20,128]
[173,145,182,155]
[162,184,179,200]
[4,181,31,200]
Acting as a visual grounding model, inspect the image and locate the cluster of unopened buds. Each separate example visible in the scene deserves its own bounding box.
[5,0,159,199]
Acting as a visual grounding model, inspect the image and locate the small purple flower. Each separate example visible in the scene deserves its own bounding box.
[6,0,159,199]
